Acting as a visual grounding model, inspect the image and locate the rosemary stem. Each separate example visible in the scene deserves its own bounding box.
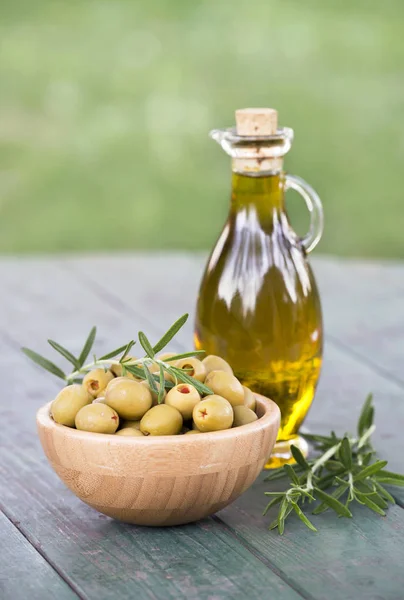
[312,443,341,474]
[66,357,147,382]
[65,356,173,383]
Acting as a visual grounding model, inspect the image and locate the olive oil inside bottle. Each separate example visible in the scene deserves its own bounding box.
[195,171,323,466]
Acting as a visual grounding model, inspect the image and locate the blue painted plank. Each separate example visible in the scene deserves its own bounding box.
[0,511,77,600]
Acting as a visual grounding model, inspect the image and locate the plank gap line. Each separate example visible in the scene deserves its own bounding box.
[211,515,314,600]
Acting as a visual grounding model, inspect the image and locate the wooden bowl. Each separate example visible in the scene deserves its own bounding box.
[36,394,280,526]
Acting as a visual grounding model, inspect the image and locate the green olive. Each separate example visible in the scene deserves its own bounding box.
[232,405,258,427]
[140,379,166,406]
[243,386,256,412]
[92,396,106,404]
[165,383,201,419]
[192,395,233,432]
[95,387,109,398]
[110,356,138,379]
[105,379,152,420]
[184,429,202,435]
[148,353,178,373]
[83,368,114,398]
[75,403,119,434]
[140,404,183,436]
[202,355,233,376]
[51,384,92,427]
[175,357,207,382]
[106,376,131,392]
[115,427,144,437]
[204,371,244,407]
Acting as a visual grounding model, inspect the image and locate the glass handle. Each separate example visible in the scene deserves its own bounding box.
[285,174,324,253]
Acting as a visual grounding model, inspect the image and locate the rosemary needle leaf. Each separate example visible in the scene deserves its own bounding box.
[22,348,66,380]
[291,445,311,470]
[152,313,189,354]
[374,475,404,487]
[291,502,317,532]
[120,340,136,362]
[124,364,174,390]
[364,492,388,510]
[312,484,348,515]
[357,393,374,437]
[263,495,283,516]
[353,460,388,481]
[361,452,375,466]
[355,492,386,516]
[268,518,280,531]
[284,464,300,485]
[301,433,335,445]
[357,424,377,449]
[170,367,213,396]
[99,344,130,361]
[373,481,395,505]
[138,332,155,359]
[143,364,158,394]
[325,460,345,472]
[316,472,344,490]
[298,489,316,502]
[277,498,288,535]
[339,437,352,471]
[374,469,404,483]
[314,488,352,518]
[124,364,147,379]
[47,340,80,369]
[78,326,97,367]
[164,350,205,362]
[278,504,295,533]
[158,365,165,404]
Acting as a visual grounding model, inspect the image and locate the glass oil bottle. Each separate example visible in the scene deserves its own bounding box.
[194,108,324,467]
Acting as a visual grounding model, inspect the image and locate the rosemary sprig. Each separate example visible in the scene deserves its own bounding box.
[264,394,404,533]
[78,326,97,367]
[21,314,212,401]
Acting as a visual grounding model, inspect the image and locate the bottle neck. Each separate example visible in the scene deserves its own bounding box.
[230,171,285,223]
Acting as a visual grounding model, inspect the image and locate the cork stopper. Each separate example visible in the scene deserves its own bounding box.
[235,108,278,136]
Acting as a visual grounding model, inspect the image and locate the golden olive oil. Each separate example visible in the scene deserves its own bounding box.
[195,171,323,467]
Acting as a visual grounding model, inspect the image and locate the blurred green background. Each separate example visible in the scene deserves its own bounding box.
[1,0,403,257]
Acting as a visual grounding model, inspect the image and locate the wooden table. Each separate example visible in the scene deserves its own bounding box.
[1,254,404,600]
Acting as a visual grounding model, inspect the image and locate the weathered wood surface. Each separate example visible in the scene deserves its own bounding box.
[0,511,77,600]
[1,254,404,600]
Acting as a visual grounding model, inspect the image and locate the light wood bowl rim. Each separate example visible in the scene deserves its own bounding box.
[37,393,280,445]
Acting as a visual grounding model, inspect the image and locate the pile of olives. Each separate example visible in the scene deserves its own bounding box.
[50,354,260,436]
